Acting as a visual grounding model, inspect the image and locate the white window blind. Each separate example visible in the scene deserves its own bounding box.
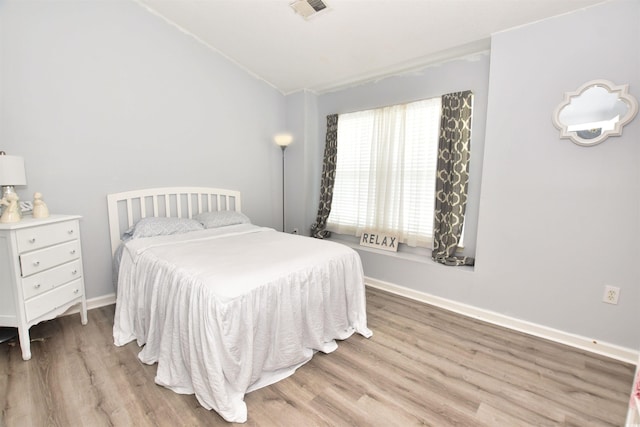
[327,97,442,248]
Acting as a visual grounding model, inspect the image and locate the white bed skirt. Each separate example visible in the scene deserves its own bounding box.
[113,225,372,423]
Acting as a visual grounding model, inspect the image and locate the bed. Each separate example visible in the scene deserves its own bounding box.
[107,187,371,423]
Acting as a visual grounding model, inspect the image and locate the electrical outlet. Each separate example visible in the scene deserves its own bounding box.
[603,285,620,305]
[292,228,299,235]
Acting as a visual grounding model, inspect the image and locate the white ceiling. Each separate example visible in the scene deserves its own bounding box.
[137,0,606,95]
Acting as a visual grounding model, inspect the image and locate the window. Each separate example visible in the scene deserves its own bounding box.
[326,97,442,248]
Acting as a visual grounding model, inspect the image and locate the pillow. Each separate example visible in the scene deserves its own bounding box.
[194,210,251,229]
[122,217,204,240]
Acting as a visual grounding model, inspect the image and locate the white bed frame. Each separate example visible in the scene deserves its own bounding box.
[107,187,241,256]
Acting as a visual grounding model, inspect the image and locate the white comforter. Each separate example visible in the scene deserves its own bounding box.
[113,224,371,423]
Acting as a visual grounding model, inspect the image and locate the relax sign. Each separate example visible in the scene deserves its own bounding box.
[359,231,399,252]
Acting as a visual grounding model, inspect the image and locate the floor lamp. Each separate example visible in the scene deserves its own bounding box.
[274,133,293,232]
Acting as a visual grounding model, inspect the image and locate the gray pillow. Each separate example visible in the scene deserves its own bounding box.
[123,217,204,240]
[195,210,251,229]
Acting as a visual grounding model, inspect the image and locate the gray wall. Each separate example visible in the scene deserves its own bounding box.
[0,1,287,298]
[283,90,320,236]
[476,0,640,348]
[289,0,640,349]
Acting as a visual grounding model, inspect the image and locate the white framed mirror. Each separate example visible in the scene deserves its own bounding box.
[552,79,638,147]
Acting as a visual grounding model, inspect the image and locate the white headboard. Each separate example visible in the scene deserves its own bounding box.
[107,186,242,256]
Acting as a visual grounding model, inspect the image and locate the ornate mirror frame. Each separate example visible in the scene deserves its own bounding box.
[552,79,638,147]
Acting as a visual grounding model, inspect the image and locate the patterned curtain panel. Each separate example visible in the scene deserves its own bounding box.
[311,114,339,238]
[432,91,475,266]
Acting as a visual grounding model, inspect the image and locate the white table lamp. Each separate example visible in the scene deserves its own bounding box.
[0,152,27,221]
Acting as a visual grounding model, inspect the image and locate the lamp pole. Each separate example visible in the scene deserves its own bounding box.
[274,133,293,232]
[280,145,287,232]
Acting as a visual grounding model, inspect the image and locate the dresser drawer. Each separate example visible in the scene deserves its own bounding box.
[22,259,82,300]
[16,221,79,253]
[20,240,80,277]
[24,279,83,322]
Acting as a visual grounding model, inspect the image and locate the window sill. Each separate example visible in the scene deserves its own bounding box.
[327,235,474,272]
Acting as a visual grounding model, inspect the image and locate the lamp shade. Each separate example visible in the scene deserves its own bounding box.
[0,155,27,186]
[274,133,293,147]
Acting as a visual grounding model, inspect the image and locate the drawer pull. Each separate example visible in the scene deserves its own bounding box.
[33,261,40,267]
[29,238,36,244]
[34,284,41,289]
[73,289,79,294]
[68,229,74,235]
[71,269,78,275]
[70,249,76,255]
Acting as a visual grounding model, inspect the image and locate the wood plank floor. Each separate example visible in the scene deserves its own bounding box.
[0,287,634,426]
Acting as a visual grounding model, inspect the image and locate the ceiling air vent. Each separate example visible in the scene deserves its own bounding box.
[290,0,329,20]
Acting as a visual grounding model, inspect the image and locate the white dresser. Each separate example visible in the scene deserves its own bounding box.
[0,214,87,360]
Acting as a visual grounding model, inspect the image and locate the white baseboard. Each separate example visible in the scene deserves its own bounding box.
[87,293,117,310]
[365,277,638,365]
[64,282,638,364]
